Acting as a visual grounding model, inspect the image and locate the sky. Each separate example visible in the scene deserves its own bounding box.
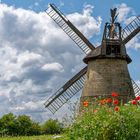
[0,0,140,122]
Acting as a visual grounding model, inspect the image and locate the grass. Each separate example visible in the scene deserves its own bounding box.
[0,134,68,140]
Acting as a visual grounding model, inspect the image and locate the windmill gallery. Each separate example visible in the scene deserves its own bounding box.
[44,4,140,114]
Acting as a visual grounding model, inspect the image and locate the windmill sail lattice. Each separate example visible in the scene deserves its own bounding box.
[44,67,87,114]
[132,79,140,98]
[122,15,140,44]
[46,4,95,54]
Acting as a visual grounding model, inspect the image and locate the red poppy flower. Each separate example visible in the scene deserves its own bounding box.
[100,99,106,105]
[135,96,140,101]
[131,100,137,105]
[112,92,119,97]
[113,99,119,105]
[106,98,112,103]
[114,106,120,111]
[83,101,89,107]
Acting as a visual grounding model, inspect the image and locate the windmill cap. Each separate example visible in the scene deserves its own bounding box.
[83,45,132,64]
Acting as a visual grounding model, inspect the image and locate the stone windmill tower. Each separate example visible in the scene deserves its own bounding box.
[44,4,140,114]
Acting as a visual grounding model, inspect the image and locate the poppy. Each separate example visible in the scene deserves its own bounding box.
[100,99,106,105]
[112,92,119,97]
[135,96,140,101]
[113,99,119,105]
[131,100,137,105]
[83,101,89,107]
[106,98,112,103]
[114,106,120,111]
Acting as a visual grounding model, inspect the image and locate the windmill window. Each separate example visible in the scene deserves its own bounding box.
[106,45,120,55]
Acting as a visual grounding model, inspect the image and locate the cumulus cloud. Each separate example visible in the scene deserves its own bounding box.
[42,63,64,72]
[116,3,140,50]
[0,3,101,122]
[126,35,140,50]
[67,4,102,38]
[117,3,134,23]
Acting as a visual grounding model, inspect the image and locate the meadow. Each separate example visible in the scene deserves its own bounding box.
[1,93,140,140]
[0,135,68,140]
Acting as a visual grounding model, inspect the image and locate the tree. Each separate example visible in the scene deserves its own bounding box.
[0,113,17,136]
[29,122,41,136]
[16,115,32,136]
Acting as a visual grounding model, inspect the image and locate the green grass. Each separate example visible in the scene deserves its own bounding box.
[0,134,68,140]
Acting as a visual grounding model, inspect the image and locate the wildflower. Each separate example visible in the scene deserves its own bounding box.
[106,98,112,103]
[114,106,120,111]
[83,101,89,107]
[100,99,106,105]
[112,92,119,97]
[113,99,119,105]
[93,109,98,113]
[107,109,112,113]
[131,100,137,105]
[135,96,140,101]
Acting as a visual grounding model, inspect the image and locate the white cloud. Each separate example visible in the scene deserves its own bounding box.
[0,3,101,122]
[116,3,140,50]
[42,62,64,72]
[67,4,102,38]
[124,16,136,25]
[83,4,94,16]
[126,35,140,50]
[117,3,134,23]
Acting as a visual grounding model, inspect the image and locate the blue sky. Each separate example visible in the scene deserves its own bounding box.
[0,0,139,121]
[1,0,139,78]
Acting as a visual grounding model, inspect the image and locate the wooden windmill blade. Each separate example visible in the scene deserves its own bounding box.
[121,15,140,45]
[44,66,87,114]
[131,79,140,98]
[45,4,95,54]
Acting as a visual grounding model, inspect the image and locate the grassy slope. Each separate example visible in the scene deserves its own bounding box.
[0,135,68,140]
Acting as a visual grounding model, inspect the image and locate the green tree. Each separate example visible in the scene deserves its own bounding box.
[16,115,32,136]
[0,113,17,136]
[42,119,63,134]
[29,122,41,135]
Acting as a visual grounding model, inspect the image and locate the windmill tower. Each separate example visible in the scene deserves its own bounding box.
[44,4,140,114]
[81,8,134,103]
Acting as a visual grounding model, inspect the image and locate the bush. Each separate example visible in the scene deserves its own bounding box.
[0,114,42,136]
[42,119,63,134]
[68,94,140,140]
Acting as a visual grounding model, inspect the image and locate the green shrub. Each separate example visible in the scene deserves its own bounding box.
[68,96,140,140]
[42,119,63,134]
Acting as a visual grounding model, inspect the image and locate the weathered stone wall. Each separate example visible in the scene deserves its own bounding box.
[80,58,134,104]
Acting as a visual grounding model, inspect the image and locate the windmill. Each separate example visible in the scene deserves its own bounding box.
[44,4,140,114]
